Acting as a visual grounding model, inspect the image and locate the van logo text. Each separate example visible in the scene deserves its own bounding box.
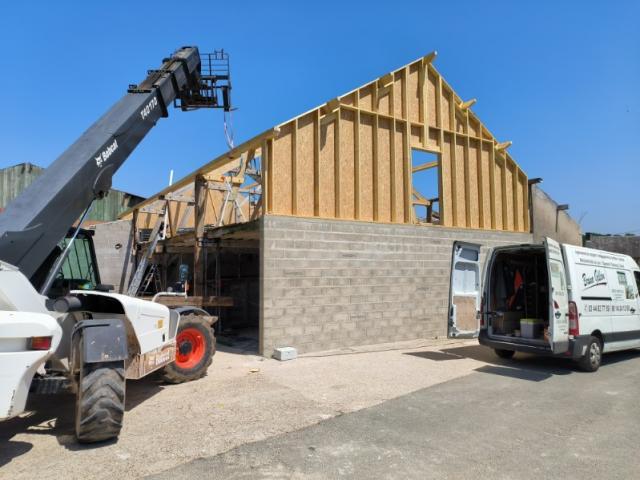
[583,269,606,290]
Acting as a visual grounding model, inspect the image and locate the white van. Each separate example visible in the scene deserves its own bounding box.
[447,238,640,371]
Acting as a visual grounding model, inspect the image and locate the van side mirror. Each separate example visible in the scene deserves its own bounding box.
[95,284,114,292]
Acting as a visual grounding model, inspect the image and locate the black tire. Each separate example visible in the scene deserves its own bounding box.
[161,314,215,384]
[578,336,602,372]
[75,361,125,443]
[494,348,515,359]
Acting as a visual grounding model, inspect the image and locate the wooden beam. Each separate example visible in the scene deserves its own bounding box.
[193,175,207,297]
[495,141,512,151]
[458,98,477,111]
[423,51,438,64]
[412,160,439,173]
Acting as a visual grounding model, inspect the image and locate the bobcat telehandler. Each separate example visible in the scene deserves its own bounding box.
[0,46,230,442]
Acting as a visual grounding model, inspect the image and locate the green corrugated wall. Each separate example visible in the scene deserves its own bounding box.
[0,163,144,222]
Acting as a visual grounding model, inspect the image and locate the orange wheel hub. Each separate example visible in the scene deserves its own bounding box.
[175,327,205,369]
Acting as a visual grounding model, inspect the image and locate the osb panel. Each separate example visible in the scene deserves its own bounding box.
[440,132,454,226]
[453,296,477,331]
[427,69,438,127]
[454,136,467,226]
[341,92,356,106]
[410,125,422,148]
[359,112,375,221]
[271,122,294,214]
[455,112,465,134]
[377,88,391,116]
[339,110,356,219]
[319,119,336,218]
[394,122,406,222]
[296,113,316,217]
[493,155,504,230]
[393,72,403,119]
[469,116,481,138]
[468,139,480,229]
[427,127,439,151]
[504,160,515,231]
[408,63,421,123]
[441,87,452,130]
[359,84,374,112]
[480,142,493,229]
[377,117,392,222]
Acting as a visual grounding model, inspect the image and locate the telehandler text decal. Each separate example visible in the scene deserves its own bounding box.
[140,96,159,120]
[94,139,118,168]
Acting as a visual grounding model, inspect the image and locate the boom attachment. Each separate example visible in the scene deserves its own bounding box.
[0,46,231,284]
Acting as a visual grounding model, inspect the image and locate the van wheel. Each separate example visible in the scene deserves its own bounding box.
[578,336,602,372]
[494,349,515,359]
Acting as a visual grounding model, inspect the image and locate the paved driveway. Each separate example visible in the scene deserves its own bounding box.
[149,347,640,480]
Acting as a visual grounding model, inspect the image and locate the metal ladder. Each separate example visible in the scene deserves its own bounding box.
[127,212,165,296]
[139,263,162,295]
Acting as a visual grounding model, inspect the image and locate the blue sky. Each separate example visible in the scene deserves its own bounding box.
[1,1,638,233]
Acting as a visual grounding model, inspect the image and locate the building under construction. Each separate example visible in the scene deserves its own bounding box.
[101,52,579,355]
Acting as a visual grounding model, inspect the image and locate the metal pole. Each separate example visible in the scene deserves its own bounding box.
[40,201,94,296]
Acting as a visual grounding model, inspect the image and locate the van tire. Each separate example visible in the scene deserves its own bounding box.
[578,336,602,372]
[494,349,515,359]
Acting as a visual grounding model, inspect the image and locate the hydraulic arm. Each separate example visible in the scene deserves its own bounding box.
[0,47,231,281]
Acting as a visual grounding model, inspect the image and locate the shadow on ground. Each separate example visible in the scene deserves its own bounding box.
[0,376,164,466]
[404,344,640,382]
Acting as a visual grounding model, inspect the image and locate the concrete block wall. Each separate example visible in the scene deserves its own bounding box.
[93,219,135,293]
[531,185,582,246]
[260,215,532,355]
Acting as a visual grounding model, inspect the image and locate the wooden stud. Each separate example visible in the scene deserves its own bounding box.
[334,108,341,218]
[354,109,361,219]
[403,121,412,223]
[313,109,320,217]
[291,119,298,215]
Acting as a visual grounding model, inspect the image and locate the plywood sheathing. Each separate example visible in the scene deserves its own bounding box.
[263,52,528,231]
[121,52,529,234]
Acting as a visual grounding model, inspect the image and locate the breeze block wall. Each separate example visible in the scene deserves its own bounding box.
[260,215,532,355]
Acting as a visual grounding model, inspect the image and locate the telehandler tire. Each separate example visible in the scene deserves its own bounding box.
[161,314,215,384]
[75,361,126,443]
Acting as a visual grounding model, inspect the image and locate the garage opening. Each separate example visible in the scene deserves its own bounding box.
[487,246,549,346]
[146,220,261,353]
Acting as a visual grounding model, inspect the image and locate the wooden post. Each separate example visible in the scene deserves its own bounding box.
[193,175,207,297]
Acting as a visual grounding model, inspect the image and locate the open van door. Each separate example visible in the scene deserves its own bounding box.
[545,237,569,353]
[448,242,481,338]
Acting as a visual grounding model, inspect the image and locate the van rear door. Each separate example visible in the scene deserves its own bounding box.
[545,237,569,353]
[448,242,481,338]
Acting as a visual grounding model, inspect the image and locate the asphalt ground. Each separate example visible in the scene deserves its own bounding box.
[149,347,640,480]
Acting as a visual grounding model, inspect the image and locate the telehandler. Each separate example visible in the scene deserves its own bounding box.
[0,46,230,442]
